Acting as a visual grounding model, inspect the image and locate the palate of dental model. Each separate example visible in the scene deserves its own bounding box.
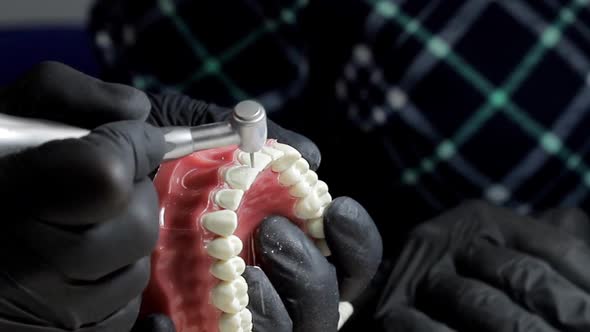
[142,140,337,332]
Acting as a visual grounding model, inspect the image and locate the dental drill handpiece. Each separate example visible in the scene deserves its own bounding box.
[0,100,268,163]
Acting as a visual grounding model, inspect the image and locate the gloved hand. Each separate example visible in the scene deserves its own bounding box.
[376,200,590,332]
[148,94,384,332]
[0,62,167,332]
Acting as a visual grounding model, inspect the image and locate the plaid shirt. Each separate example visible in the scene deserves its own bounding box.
[90,0,590,327]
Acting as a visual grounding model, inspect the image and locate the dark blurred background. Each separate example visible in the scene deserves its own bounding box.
[0,0,98,85]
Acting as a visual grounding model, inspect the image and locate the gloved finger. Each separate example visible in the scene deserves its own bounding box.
[324,196,382,301]
[0,297,142,332]
[255,216,339,332]
[538,208,590,245]
[267,120,321,171]
[131,314,176,332]
[457,240,590,332]
[147,93,225,127]
[420,265,558,332]
[0,61,151,128]
[380,305,456,332]
[464,201,590,296]
[0,254,150,328]
[21,178,159,281]
[243,266,292,332]
[0,120,165,225]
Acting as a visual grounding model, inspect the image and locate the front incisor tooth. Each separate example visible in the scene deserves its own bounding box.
[307,217,325,238]
[271,153,300,173]
[238,151,272,171]
[219,309,253,332]
[289,171,318,198]
[202,210,238,237]
[271,142,302,172]
[261,146,284,160]
[315,238,332,256]
[215,189,244,211]
[225,166,259,190]
[278,158,310,186]
[211,256,246,281]
[212,276,249,313]
[272,142,302,157]
[207,235,243,260]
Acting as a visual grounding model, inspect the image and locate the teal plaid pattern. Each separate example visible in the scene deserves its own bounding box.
[90,0,590,234]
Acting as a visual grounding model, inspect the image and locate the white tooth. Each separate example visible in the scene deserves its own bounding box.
[315,238,332,256]
[295,192,322,219]
[314,180,329,196]
[212,276,249,313]
[261,146,284,160]
[289,171,318,198]
[225,166,259,190]
[202,210,238,237]
[238,151,272,171]
[338,302,354,329]
[271,153,300,173]
[211,256,246,281]
[272,142,301,157]
[207,235,243,260]
[279,158,310,186]
[219,309,253,332]
[307,217,325,238]
[319,192,333,208]
[215,189,244,211]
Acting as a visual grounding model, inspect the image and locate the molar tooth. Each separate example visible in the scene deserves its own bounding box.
[215,189,244,211]
[279,158,310,186]
[211,256,246,281]
[289,171,318,198]
[238,151,272,171]
[314,180,329,196]
[319,192,333,208]
[225,166,259,190]
[295,192,322,219]
[315,239,332,256]
[219,309,253,332]
[207,235,243,260]
[212,276,249,313]
[261,146,284,160]
[202,210,238,237]
[307,217,325,238]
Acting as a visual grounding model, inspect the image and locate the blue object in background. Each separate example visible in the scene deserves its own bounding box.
[0,27,99,85]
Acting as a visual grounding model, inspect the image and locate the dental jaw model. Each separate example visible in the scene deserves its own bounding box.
[141,140,332,332]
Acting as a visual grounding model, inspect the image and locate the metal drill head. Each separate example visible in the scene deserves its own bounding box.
[231,100,267,153]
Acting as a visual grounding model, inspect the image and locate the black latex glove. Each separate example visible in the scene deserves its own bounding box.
[0,62,166,332]
[377,200,590,332]
[148,94,383,332]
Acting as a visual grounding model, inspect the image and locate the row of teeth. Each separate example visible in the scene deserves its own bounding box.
[201,141,333,332]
